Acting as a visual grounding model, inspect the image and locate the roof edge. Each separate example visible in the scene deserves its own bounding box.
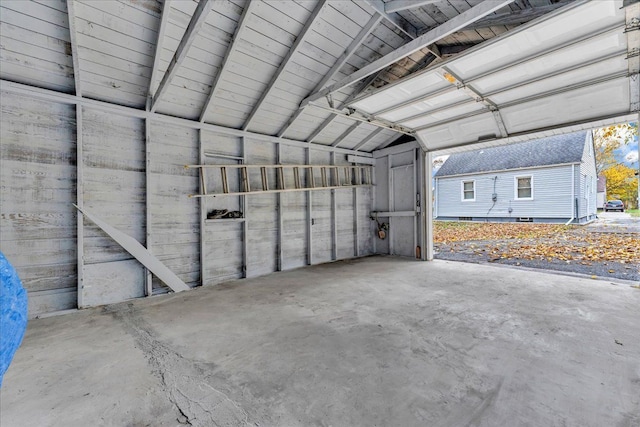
[434,161,581,179]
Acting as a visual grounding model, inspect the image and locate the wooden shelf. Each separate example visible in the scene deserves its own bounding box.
[205,218,246,224]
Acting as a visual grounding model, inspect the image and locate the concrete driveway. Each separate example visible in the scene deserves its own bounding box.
[589,211,640,233]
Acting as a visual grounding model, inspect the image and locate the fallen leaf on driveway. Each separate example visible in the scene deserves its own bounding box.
[435,222,639,264]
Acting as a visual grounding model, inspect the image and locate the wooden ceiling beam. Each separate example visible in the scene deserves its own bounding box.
[65,0,82,97]
[301,0,516,109]
[199,0,258,123]
[450,2,570,31]
[362,0,418,38]
[384,0,442,14]
[150,0,213,113]
[332,122,361,148]
[241,0,329,131]
[147,0,172,108]
[353,127,384,151]
[277,12,382,137]
[305,70,384,143]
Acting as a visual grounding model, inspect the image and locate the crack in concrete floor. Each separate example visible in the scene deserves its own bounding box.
[108,305,250,427]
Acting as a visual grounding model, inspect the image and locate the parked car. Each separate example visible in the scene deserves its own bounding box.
[604,200,625,212]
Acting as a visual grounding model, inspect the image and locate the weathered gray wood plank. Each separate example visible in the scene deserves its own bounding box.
[0,6,71,40]
[82,259,146,307]
[149,121,201,286]
[0,92,77,313]
[73,1,159,43]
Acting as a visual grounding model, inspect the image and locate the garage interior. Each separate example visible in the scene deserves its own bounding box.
[1,0,639,425]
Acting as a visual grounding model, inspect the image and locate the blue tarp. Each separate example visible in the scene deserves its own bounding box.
[0,251,28,387]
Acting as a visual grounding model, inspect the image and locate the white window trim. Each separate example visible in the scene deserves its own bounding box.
[514,175,534,200]
[461,179,475,202]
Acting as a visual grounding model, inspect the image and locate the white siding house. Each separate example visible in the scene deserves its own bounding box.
[434,132,598,224]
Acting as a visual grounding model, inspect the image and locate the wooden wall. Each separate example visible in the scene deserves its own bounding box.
[373,143,421,258]
[149,122,201,290]
[81,108,147,306]
[0,91,374,317]
[0,92,77,314]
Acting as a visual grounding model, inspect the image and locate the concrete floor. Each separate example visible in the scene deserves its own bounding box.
[2,257,639,427]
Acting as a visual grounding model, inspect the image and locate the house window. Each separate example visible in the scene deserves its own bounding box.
[462,180,475,201]
[515,176,533,200]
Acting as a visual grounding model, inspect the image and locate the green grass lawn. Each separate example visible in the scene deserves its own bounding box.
[627,209,640,217]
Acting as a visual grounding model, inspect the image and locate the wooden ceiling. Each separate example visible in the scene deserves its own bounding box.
[0,0,575,152]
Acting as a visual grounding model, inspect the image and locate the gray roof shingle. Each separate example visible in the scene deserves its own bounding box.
[435,132,588,177]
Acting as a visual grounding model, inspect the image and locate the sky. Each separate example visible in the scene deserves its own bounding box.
[614,134,639,167]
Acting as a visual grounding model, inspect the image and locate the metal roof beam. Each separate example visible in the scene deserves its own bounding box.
[277,12,382,137]
[147,0,172,107]
[151,0,213,112]
[66,0,82,97]
[199,0,257,123]
[301,0,515,108]
[242,0,328,131]
[384,0,441,14]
